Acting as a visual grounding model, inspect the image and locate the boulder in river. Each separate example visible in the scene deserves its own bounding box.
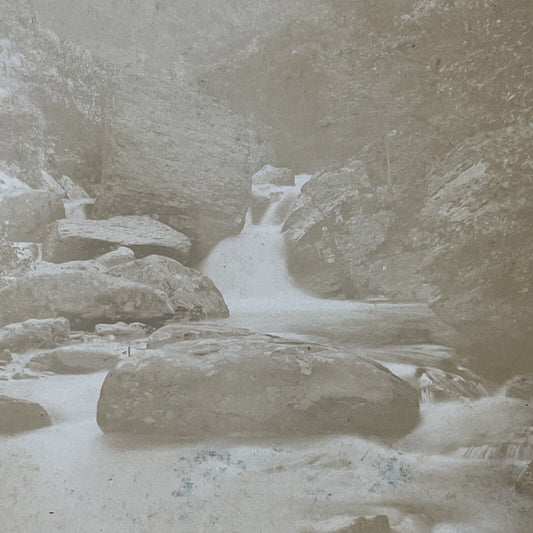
[97,330,419,439]
[28,341,125,374]
[0,188,65,242]
[107,255,229,319]
[0,395,52,434]
[0,263,175,329]
[0,318,70,353]
[42,216,191,264]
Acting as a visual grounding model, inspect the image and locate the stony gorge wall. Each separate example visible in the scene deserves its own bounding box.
[2,0,272,260]
[4,0,532,373]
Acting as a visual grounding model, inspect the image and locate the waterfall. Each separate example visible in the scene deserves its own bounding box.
[201,175,313,312]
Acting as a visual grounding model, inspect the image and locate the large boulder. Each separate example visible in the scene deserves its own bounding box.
[97,330,419,439]
[0,263,175,329]
[107,255,229,319]
[0,318,70,353]
[94,72,270,261]
[0,395,52,434]
[282,160,427,299]
[0,189,65,241]
[42,216,191,264]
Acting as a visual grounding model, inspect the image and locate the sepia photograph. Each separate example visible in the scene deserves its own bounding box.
[0,1,532,531]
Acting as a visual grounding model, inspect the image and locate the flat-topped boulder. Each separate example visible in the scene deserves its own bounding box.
[146,323,251,349]
[0,188,65,242]
[0,395,52,434]
[97,331,419,440]
[42,216,191,264]
[0,263,175,329]
[28,341,126,374]
[0,318,70,353]
[108,255,229,319]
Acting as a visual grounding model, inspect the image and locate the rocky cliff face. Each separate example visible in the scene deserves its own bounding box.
[0,0,106,190]
[2,1,272,259]
[93,71,269,261]
[2,0,531,372]
[275,1,532,374]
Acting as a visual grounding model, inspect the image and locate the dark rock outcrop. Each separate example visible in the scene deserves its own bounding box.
[42,216,191,264]
[0,318,70,353]
[97,329,419,439]
[0,395,52,434]
[107,255,229,319]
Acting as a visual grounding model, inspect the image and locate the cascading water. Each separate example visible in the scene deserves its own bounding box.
[202,175,314,313]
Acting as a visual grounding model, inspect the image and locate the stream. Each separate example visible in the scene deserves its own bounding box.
[0,181,531,532]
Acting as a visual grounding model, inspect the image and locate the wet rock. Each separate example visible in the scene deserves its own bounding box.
[28,341,125,374]
[0,395,52,434]
[0,264,175,329]
[107,255,229,319]
[252,165,295,186]
[95,322,151,339]
[146,323,252,349]
[506,375,533,401]
[515,461,533,499]
[96,247,136,268]
[97,332,419,439]
[0,189,65,242]
[0,318,70,353]
[42,216,191,264]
